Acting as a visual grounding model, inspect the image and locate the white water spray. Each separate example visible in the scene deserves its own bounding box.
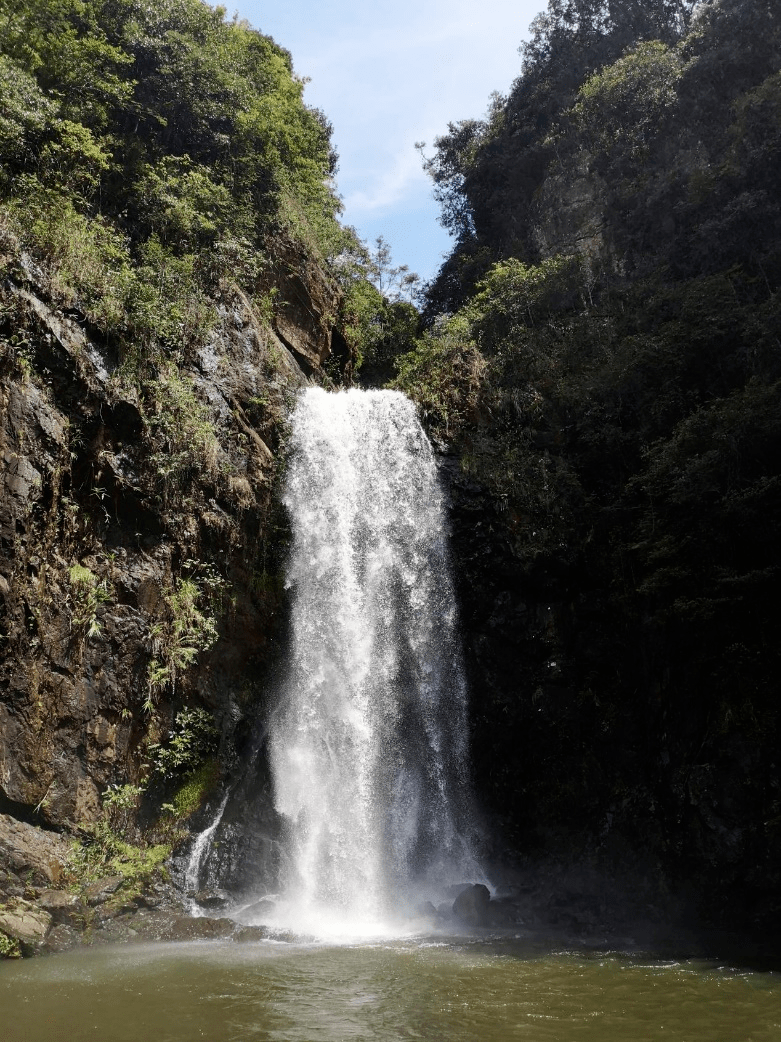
[267,388,480,936]
[184,790,230,912]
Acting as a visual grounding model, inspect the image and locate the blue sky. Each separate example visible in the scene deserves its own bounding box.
[232,1,545,285]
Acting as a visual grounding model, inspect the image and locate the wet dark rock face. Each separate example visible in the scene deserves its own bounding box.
[180,743,285,900]
[0,234,348,948]
[0,235,343,828]
[441,450,781,942]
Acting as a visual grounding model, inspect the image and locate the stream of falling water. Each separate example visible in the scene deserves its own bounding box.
[263,387,480,938]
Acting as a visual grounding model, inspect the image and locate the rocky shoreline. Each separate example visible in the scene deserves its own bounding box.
[0,811,276,957]
[0,813,556,959]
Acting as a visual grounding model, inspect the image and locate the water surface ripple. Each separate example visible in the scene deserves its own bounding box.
[3,937,780,1042]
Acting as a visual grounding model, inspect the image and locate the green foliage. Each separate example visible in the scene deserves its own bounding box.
[146,579,219,699]
[2,188,218,356]
[332,234,421,384]
[102,782,145,810]
[69,709,216,889]
[422,0,700,311]
[418,118,483,241]
[132,239,216,352]
[519,0,694,75]
[392,314,486,438]
[147,707,219,779]
[469,255,585,341]
[0,0,349,371]
[39,118,111,196]
[101,781,145,837]
[367,235,421,302]
[571,40,684,161]
[727,70,781,177]
[0,0,134,129]
[4,183,135,328]
[68,562,112,639]
[407,1,781,896]
[630,378,781,617]
[66,818,170,894]
[163,757,219,818]
[0,53,53,168]
[0,931,22,959]
[145,363,220,494]
[355,296,419,387]
[89,724,219,862]
[66,707,218,896]
[134,157,235,251]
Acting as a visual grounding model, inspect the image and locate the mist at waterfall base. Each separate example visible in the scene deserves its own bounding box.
[237,388,483,940]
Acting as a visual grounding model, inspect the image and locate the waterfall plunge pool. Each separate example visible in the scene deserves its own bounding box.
[3,935,781,1042]
[11,390,776,1038]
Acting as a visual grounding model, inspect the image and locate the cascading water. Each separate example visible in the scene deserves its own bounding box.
[184,789,230,912]
[265,387,481,937]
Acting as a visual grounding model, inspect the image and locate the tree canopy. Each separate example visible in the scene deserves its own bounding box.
[0,0,384,363]
[394,0,781,911]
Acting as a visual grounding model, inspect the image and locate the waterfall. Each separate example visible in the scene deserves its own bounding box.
[267,387,480,934]
[184,790,230,912]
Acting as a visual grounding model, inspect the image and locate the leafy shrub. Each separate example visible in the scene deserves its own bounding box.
[0,53,53,169]
[571,40,684,162]
[68,562,112,639]
[147,707,219,779]
[393,314,486,438]
[468,255,585,345]
[163,758,219,818]
[130,239,216,352]
[0,931,21,959]
[146,363,220,494]
[146,580,219,700]
[5,182,135,328]
[0,0,351,369]
[66,819,170,895]
[39,119,111,197]
[134,157,235,251]
[102,782,145,834]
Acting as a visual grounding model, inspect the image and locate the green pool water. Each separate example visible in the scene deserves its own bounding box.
[3,935,780,1042]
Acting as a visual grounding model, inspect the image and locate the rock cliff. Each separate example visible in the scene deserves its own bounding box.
[0,226,348,949]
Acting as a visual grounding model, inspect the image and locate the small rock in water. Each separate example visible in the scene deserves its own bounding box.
[240,897,276,920]
[452,883,491,927]
[415,900,438,919]
[234,925,269,943]
[444,882,477,899]
[36,889,85,926]
[167,916,235,941]
[486,898,520,927]
[42,923,81,954]
[194,889,230,910]
[0,897,52,952]
[136,892,162,909]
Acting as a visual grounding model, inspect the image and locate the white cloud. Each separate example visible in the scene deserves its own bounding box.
[343,147,427,215]
[236,0,544,279]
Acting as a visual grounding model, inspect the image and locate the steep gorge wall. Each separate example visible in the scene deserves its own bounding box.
[443,428,781,938]
[0,230,343,837]
[401,0,781,941]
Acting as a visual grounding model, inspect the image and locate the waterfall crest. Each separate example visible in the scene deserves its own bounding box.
[268,388,479,932]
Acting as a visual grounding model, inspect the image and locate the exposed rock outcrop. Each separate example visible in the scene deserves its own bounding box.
[0,814,70,890]
[0,229,350,951]
[260,235,341,375]
[452,883,491,927]
[0,898,52,954]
